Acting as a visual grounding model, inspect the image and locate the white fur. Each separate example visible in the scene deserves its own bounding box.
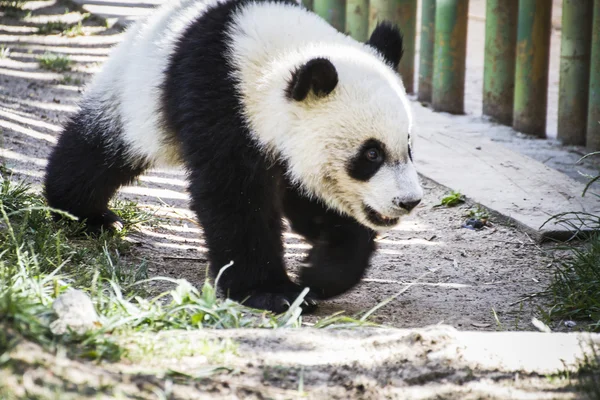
[82,0,221,165]
[227,2,421,230]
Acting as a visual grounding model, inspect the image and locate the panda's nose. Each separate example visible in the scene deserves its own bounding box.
[393,198,421,211]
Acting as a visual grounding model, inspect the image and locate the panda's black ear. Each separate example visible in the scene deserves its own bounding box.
[286,58,338,101]
[366,21,404,69]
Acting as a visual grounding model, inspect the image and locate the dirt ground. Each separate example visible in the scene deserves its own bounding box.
[0,2,597,398]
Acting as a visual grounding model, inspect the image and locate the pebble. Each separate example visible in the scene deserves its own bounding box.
[49,289,101,335]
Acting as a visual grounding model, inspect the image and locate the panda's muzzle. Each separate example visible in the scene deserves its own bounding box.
[363,204,400,227]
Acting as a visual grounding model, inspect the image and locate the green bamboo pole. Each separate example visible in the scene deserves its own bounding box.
[587,0,600,151]
[482,0,518,125]
[368,0,417,94]
[417,0,436,102]
[302,0,314,10]
[395,0,417,94]
[346,0,369,41]
[431,0,469,114]
[314,0,346,32]
[557,0,593,146]
[513,0,552,138]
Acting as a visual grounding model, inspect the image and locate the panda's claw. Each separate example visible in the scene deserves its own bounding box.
[237,286,319,314]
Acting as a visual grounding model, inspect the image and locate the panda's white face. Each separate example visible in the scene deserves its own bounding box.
[226,2,422,231]
[280,57,423,231]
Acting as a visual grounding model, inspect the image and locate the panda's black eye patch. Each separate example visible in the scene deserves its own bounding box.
[347,139,386,181]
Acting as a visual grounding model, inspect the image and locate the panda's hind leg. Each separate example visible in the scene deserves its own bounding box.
[44,112,148,233]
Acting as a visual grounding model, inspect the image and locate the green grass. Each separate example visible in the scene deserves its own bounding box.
[61,75,82,86]
[0,45,10,59]
[62,21,85,37]
[0,1,31,19]
[546,235,600,332]
[577,343,600,399]
[542,151,600,332]
[546,342,600,399]
[37,21,69,35]
[465,206,489,221]
[38,21,85,37]
[38,52,72,72]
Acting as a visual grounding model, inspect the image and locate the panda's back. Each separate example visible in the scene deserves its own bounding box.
[81,0,361,166]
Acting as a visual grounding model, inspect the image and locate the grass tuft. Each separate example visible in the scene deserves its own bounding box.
[0,45,10,59]
[38,52,72,72]
[0,1,31,19]
[543,150,600,332]
[37,21,69,35]
[63,21,85,37]
[547,235,600,331]
[38,20,86,37]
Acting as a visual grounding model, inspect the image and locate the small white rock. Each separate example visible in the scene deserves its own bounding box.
[564,320,577,328]
[50,289,101,335]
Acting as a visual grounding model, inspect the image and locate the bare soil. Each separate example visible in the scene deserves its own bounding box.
[0,2,594,398]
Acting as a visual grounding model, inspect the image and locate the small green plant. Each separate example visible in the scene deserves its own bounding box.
[37,21,69,35]
[1,1,31,19]
[465,206,490,221]
[38,52,72,72]
[61,75,82,86]
[38,20,85,37]
[63,21,84,37]
[438,190,465,207]
[0,45,10,59]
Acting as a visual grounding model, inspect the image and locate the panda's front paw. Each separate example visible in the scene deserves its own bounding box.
[236,284,318,314]
[84,210,124,235]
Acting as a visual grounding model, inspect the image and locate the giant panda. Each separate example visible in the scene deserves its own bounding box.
[43,0,423,313]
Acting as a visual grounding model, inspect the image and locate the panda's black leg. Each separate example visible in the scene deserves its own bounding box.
[282,185,377,299]
[44,112,148,233]
[184,160,317,314]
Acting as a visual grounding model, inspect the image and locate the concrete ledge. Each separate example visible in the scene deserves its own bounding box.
[412,103,600,242]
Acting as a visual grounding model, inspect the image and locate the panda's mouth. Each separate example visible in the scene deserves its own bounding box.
[363,205,399,227]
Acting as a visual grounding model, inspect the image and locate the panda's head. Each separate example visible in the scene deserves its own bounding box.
[280,23,423,231]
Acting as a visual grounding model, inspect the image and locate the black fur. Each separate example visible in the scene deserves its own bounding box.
[44,106,148,232]
[347,138,387,182]
[366,21,404,69]
[282,185,377,299]
[44,0,380,314]
[286,58,339,101]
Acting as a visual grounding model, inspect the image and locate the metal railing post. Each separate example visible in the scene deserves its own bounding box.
[513,0,552,138]
[587,0,600,151]
[432,0,469,114]
[483,0,518,125]
[557,0,593,146]
[346,0,369,41]
[418,0,436,103]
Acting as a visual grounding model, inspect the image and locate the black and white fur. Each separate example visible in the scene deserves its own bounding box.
[44,0,423,313]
